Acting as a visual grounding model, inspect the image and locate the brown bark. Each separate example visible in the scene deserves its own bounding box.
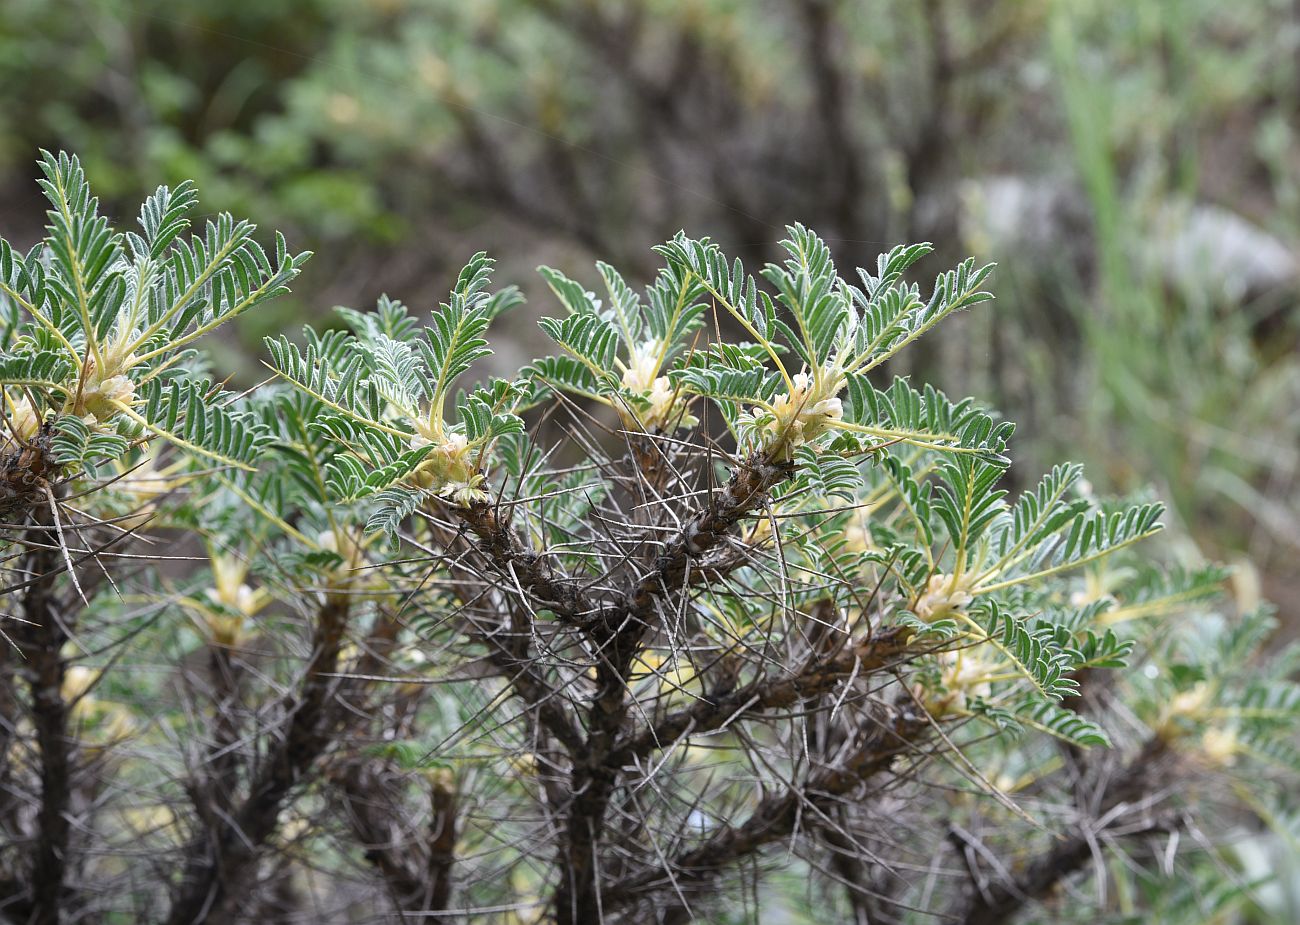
[610,626,913,766]
[555,452,796,925]
[459,500,594,626]
[605,709,931,913]
[7,493,73,925]
[956,737,1174,925]
[166,594,351,925]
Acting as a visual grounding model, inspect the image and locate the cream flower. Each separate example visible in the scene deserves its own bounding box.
[841,511,877,554]
[206,555,268,614]
[618,340,695,432]
[913,573,974,622]
[1167,682,1211,719]
[62,665,100,704]
[78,354,139,422]
[410,430,488,503]
[60,664,136,750]
[918,649,997,717]
[1200,726,1239,767]
[111,448,187,530]
[621,340,662,394]
[318,528,367,566]
[750,370,845,456]
[4,394,42,444]
[198,553,271,644]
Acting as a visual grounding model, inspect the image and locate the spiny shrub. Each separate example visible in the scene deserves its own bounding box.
[1,153,1295,925]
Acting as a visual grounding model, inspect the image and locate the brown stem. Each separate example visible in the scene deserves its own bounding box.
[956,737,1174,925]
[8,497,73,925]
[605,709,931,914]
[554,452,794,925]
[610,627,913,767]
[797,0,867,240]
[332,761,442,915]
[625,453,794,617]
[478,620,586,756]
[458,500,594,626]
[427,511,585,755]
[821,805,878,925]
[443,96,611,257]
[204,646,242,816]
[427,770,458,913]
[457,452,797,924]
[0,614,20,881]
[166,594,351,925]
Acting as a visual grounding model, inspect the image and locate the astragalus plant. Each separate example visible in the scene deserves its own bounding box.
[1,154,1295,925]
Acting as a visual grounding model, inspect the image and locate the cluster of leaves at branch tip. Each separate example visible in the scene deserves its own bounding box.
[918,649,997,717]
[1,150,311,485]
[618,338,697,432]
